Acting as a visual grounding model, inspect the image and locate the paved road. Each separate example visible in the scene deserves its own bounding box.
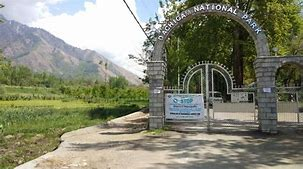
[16,111,303,169]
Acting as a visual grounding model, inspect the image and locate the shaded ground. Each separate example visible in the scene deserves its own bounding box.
[16,111,303,169]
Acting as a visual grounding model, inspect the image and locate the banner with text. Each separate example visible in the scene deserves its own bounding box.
[165,94,204,120]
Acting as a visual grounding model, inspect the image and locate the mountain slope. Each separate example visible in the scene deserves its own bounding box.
[0,19,142,85]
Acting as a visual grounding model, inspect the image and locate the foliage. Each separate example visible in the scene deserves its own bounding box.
[0,52,141,90]
[0,53,148,102]
[0,100,96,108]
[0,103,143,169]
[59,85,148,102]
[0,5,148,167]
[276,63,302,87]
[0,81,148,169]
[0,85,5,95]
[141,0,303,86]
[109,76,129,89]
[288,24,303,55]
[0,54,63,87]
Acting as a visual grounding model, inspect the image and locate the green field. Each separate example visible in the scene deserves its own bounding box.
[0,81,148,168]
[0,99,147,169]
[3,85,59,95]
[0,99,97,108]
[0,85,64,101]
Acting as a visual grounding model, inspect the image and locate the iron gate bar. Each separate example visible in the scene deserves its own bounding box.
[277,86,303,125]
[164,61,260,129]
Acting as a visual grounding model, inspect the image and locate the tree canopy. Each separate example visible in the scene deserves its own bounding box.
[109,76,129,89]
[143,0,303,86]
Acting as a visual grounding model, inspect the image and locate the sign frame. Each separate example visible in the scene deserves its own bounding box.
[165,94,204,121]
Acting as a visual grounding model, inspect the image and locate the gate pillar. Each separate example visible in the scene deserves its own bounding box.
[255,58,278,133]
[147,61,166,129]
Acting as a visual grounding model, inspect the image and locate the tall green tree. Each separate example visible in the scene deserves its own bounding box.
[109,76,129,89]
[288,24,303,55]
[276,63,302,87]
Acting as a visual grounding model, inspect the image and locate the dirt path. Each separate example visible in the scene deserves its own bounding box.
[16,111,303,169]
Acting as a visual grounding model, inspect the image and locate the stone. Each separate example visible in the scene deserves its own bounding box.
[4,135,14,139]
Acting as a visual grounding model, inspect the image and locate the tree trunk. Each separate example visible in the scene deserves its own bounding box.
[232,26,244,86]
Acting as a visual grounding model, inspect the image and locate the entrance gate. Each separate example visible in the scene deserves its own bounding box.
[277,87,303,125]
[148,3,303,133]
[164,61,257,131]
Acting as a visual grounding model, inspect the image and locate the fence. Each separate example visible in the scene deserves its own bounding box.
[277,87,303,126]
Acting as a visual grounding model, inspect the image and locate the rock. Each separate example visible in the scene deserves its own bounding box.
[4,135,14,139]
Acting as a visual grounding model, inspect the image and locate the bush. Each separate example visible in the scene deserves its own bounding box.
[0,85,6,95]
[88,104,140,120]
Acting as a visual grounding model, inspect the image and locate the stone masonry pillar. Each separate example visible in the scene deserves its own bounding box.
[254,58,278,133]
[147,61,166,129]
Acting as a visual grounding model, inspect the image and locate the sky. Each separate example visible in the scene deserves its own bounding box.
[0,0,161,77]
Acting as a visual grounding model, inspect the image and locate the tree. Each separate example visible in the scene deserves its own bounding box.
[0,50,12,85]
[0,4,4,23]
[276,63,302,87]
[142,0,303,86]
[288,24,303,55]
[109,76,129,89]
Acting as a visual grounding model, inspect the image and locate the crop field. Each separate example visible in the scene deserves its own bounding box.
[0,100,97,108]
[0,99,147,169]
[0,81,148,168]
[3,85,60,95]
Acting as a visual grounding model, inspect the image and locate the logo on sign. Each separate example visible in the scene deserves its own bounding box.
[173,97,193,104]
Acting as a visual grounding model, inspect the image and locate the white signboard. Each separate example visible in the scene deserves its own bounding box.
[231,92,249,103]
[165,94,204,120]
[263,88,272,93]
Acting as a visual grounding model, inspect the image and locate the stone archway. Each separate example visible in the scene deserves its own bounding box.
[148,3,271,130]
[153,3,270,61]
[254,56,303,132]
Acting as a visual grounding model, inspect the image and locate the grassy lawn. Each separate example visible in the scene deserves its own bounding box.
[0,100,146,169]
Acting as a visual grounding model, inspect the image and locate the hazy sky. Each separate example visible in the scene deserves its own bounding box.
[0,0,161,77]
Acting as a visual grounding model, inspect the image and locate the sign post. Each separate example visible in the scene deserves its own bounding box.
[165,94,204,121]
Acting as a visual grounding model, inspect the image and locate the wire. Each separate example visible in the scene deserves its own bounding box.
[122,0,154,46]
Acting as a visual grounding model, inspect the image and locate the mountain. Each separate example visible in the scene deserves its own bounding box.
[0,18,142,85]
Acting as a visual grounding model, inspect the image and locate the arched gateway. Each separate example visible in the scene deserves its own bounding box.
[153,3,270,60]
[148,3,291,133]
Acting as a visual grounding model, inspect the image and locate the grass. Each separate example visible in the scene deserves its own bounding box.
[143,126,171,136]
[0,85,64,101]
[0,100,146,169]
[3,85,60,95]
[2,85,63,98]
[0,99,147,109]
[0,100,99,108]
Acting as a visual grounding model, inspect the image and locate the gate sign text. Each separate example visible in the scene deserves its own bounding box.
[158,3,262,41]
[231,92,249,103]
[165,94,204,120]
